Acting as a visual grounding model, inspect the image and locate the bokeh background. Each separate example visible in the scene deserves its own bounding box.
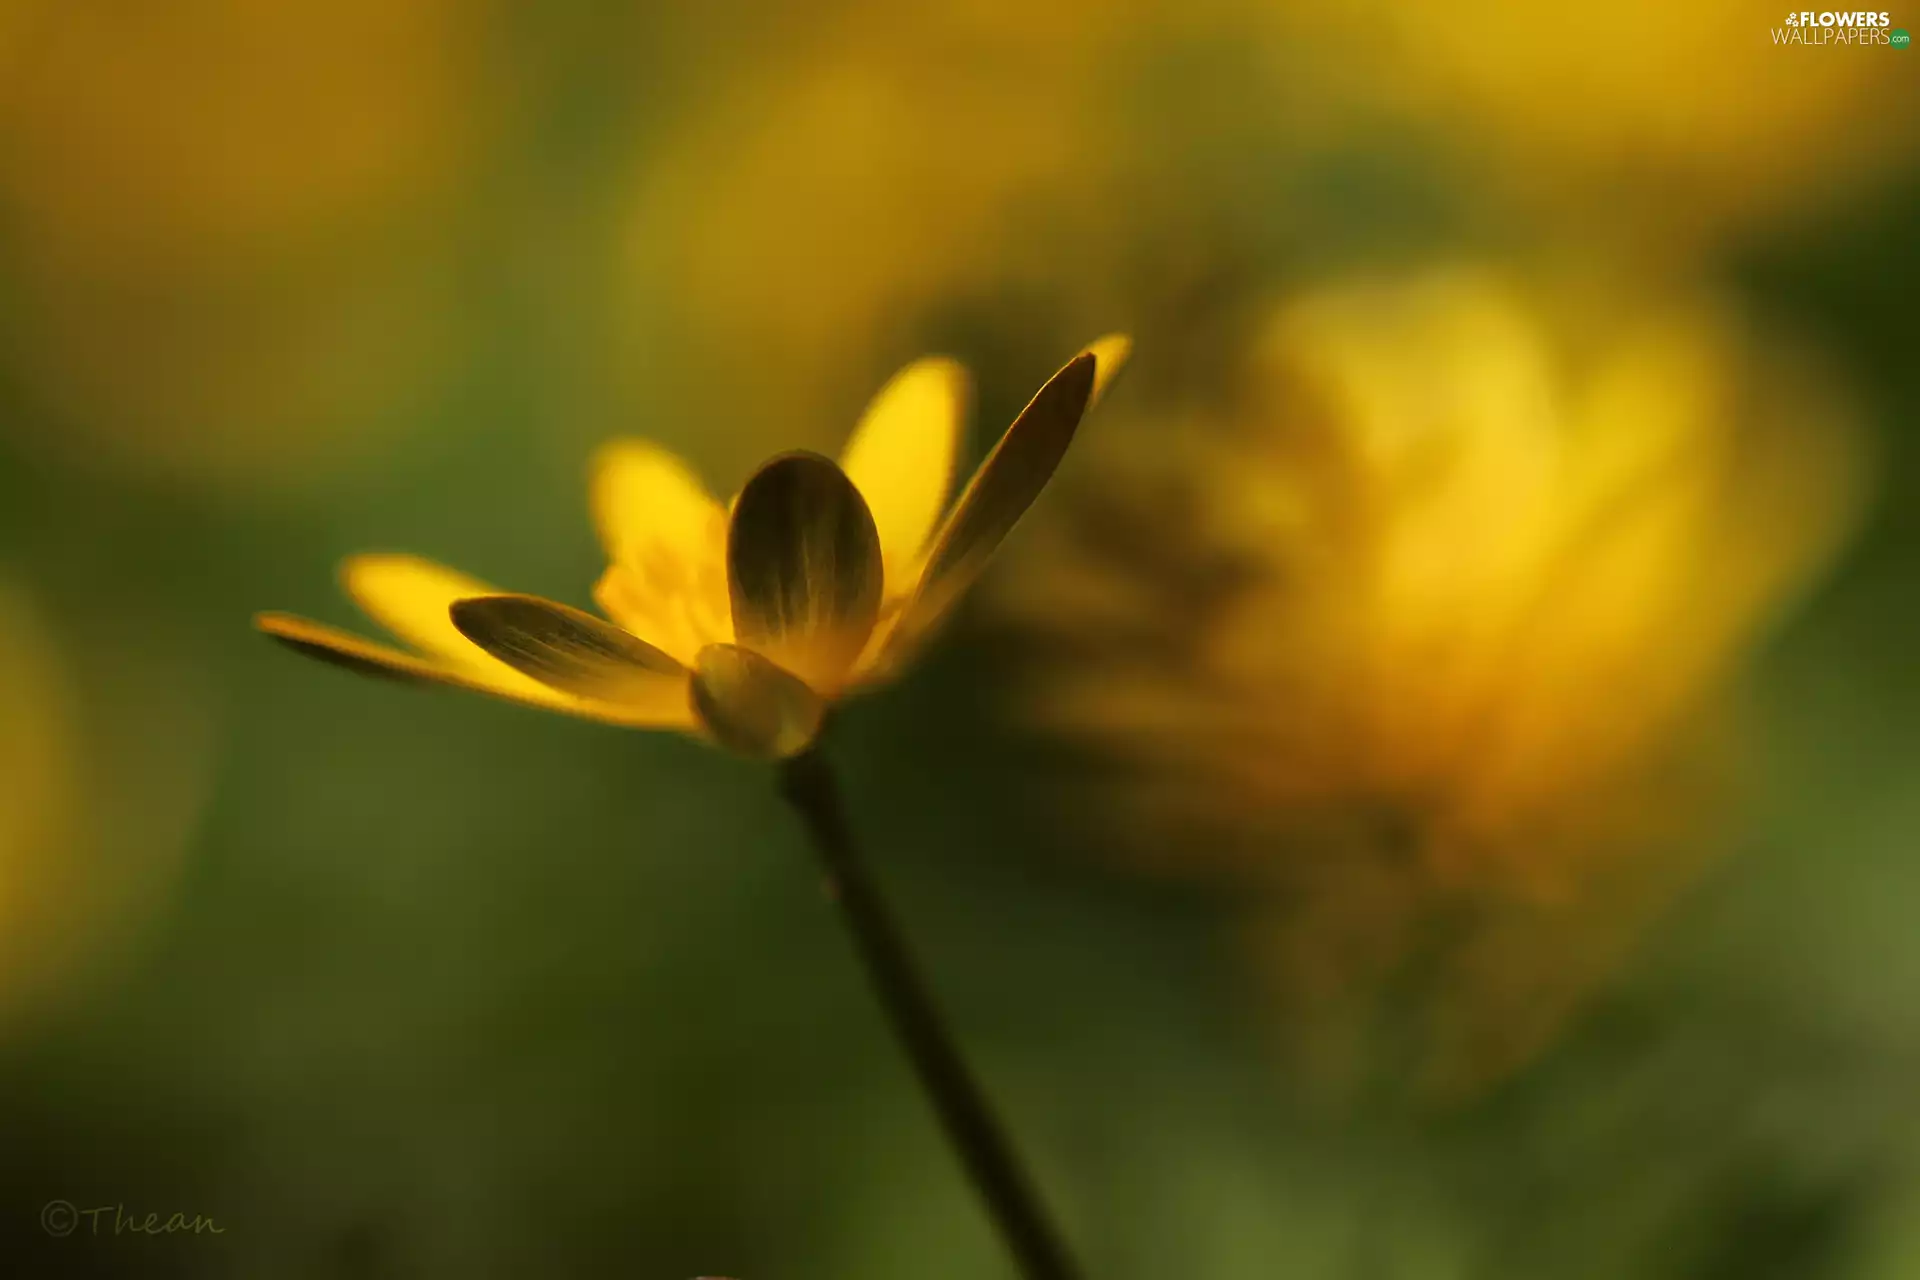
[1,3,1917,1277]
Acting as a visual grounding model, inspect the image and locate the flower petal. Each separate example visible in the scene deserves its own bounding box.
[876,347,1103,673]
[726,451,883,693]
[589,441,734,658]
[1083,333,1133,409]
[688,643,825,760]
[340,553,510,670]
[255,611,455,686]
[255,610,685,725]
[839,356,970,597]
[592,553,733,665]
[449,594,690,714]
[590,438,726,569]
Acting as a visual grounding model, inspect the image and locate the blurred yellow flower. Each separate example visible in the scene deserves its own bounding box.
[0,573,209,1031]
[616,2,1135,470]
[0,0,488,495]
[0,580,79,978]
[999,267,1865,1091]
[258,338,1127,759]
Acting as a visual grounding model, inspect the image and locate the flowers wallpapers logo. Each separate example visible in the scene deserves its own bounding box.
[1775,8,1899,41]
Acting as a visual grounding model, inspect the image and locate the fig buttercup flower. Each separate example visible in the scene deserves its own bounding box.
[256,337,1129,759]
[257,341,1131,1276]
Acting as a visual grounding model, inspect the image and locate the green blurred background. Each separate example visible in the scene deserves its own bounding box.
[1,2,1917,1276]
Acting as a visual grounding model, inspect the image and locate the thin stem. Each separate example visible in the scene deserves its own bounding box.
[778,746,1081,1280]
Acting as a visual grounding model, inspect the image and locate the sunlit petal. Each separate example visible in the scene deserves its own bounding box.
[254,610,657,721]
[450,594,689,716]
[255,611,456,686]
[876,347,1101,673]
[590,438,726,569]
[593,554,734,664]
[590,440,733,656]
[688,642,826,760]
[339,553,509,671]
[726,451,883,692]
[274,556,695,725]
[263,592,693,727]
[591,563,701,668]
[1083,333,1133,410]
[840,356,970,597]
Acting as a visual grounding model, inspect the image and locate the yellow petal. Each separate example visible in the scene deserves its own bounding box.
[726,451,883,694]
[590,438,726,568]
[256,610,693,727]
[877,347,1102,672]
[255,611,456,686]
[589,440,733,657]
[1083,333,1133,410]
[339,552,598,702]
[449,594,688,712]
[591,558,733,667]
[839,356,970,597]
[688,643,825,760]
[340,553,508,671]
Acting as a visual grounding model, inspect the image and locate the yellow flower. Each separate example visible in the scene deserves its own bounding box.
[257,338,1129,759]
[1011,270,1860,886]
[998,267,1864,1092]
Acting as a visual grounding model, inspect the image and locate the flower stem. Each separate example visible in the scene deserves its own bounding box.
[777,746,1081,1280]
